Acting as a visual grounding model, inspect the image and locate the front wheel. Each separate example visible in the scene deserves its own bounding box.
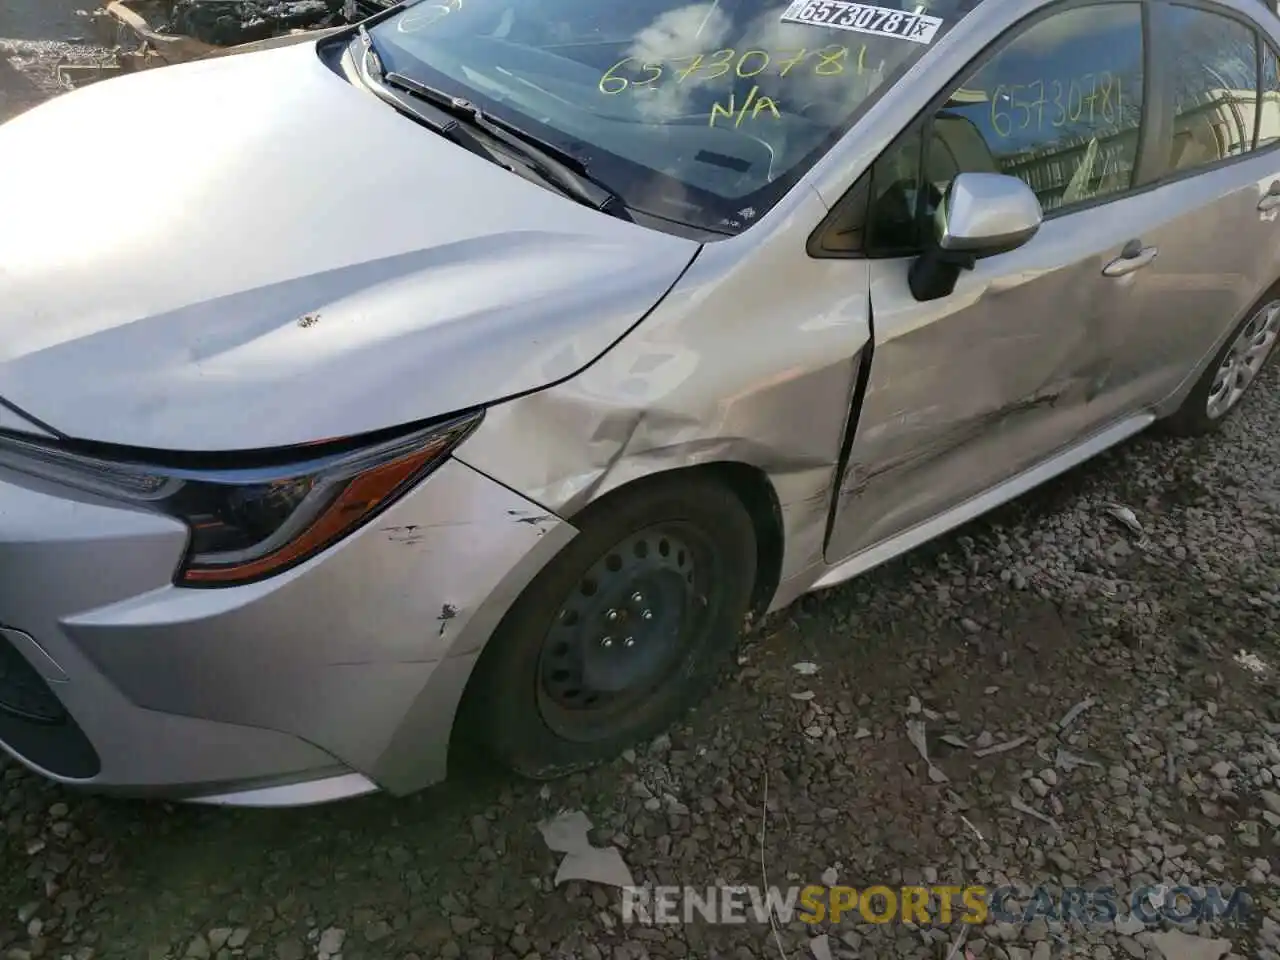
[463,474,757,780]
[1162,295,1280,436]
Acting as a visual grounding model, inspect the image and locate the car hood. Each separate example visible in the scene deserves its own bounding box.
[0,41,698,451]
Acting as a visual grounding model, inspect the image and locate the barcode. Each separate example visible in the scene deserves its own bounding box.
[779,1,943,44]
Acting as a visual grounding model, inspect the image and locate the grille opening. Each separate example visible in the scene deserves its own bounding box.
[0,633,100,779]
[0,633,66,724]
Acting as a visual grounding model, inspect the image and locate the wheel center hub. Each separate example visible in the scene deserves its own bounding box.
[581,573,684,693]
[537,525,705,725]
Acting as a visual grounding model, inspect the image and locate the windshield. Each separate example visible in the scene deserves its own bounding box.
[368,0,980,234]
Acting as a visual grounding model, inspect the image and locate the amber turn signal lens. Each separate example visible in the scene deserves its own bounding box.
[178,440,448,585]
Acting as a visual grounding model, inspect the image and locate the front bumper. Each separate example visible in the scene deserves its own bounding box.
[0,455,573,804]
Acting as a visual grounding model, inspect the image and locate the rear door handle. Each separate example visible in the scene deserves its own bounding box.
[1102,243,1158,277]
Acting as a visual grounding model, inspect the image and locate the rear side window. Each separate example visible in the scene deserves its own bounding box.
[1162,4,1261,173]
[1260,42,1280,148]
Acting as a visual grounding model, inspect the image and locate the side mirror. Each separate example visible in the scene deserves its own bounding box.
[909,172,1044,303]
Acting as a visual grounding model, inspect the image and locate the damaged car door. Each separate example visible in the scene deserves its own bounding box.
[1093,2,1280,419]
[824,0,1155,561]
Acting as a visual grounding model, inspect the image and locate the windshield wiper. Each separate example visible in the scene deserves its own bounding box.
[355,25,499,166]
[381,70,628,216]
[357,23,384,75]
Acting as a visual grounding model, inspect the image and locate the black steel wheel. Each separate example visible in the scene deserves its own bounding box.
[462,473,757,779]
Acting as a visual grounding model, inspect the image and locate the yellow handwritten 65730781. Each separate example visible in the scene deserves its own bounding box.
[988,71,1127,137]
[597,44,868,95]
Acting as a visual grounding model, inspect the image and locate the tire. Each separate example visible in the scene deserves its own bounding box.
[1162,290,1280,437]
[462,473,757,780]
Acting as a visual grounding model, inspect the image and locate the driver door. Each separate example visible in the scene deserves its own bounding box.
[824,0,1158,562]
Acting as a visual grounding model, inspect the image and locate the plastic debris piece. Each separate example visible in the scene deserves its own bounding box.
[941,923,971,960]
[906,719,949,783]
[1106,503,1144,536]
[1058,696,1096,731]
[973,735,1030,758]
[537,809,635,889]
[538,809,595,855]
[792,661,819,675]
[553,844,634,888]
[1146,929,1231,960]
[1054,747,1101,771]
[1009,794,1060,831]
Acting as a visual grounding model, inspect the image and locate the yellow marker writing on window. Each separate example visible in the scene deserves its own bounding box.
[988,71,1126,137]
[597,44,867,95]
[708,85,783,127]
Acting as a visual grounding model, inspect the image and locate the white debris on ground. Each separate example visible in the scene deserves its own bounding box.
[1057,694,1096,731]
[809,931,834,960]
[537,809,635,889]
[906,718,949,783]
[1147,928,1233,960]
[1106,503,1146,538]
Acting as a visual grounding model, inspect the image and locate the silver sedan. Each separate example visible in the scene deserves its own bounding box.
[0,0,1276,805]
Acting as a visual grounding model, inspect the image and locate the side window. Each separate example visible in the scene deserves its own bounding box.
[924,3,1146,215]
[866,127,927,255]
[1262,44,1280,149]
[1163,5,1260,174]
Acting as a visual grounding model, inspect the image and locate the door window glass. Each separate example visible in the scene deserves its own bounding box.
[1164,5,1260,173]
[867,127,927,254]
[1258,41,1280,148]
[924,3,1145,214]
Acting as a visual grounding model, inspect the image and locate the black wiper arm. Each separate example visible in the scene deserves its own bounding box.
[382,71,627,216]
[385,72,583,171]
[354,26,499,164]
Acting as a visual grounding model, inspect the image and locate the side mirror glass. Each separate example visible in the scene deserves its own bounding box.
[909,172,1044,303]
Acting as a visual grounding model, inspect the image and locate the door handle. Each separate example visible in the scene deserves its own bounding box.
[1260,179,1280,212]
[1102,244,1158,277]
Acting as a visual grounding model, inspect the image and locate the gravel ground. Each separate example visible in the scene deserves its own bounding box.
[2,25,1280,960]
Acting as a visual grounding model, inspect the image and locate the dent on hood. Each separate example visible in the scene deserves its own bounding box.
[0,232,696,450]
[0,44,699,450]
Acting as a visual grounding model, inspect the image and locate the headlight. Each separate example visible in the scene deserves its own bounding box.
[0,412,482,587]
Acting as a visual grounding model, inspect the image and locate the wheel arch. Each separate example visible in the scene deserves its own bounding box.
[438,461,785,777]
[371,459,791,795]
[693,461,786,622]
[448,460,781,776]
[1156,274,1280,421]
[556,461,787,623]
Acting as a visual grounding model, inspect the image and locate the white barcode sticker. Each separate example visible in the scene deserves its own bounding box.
[779,1,943,44]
